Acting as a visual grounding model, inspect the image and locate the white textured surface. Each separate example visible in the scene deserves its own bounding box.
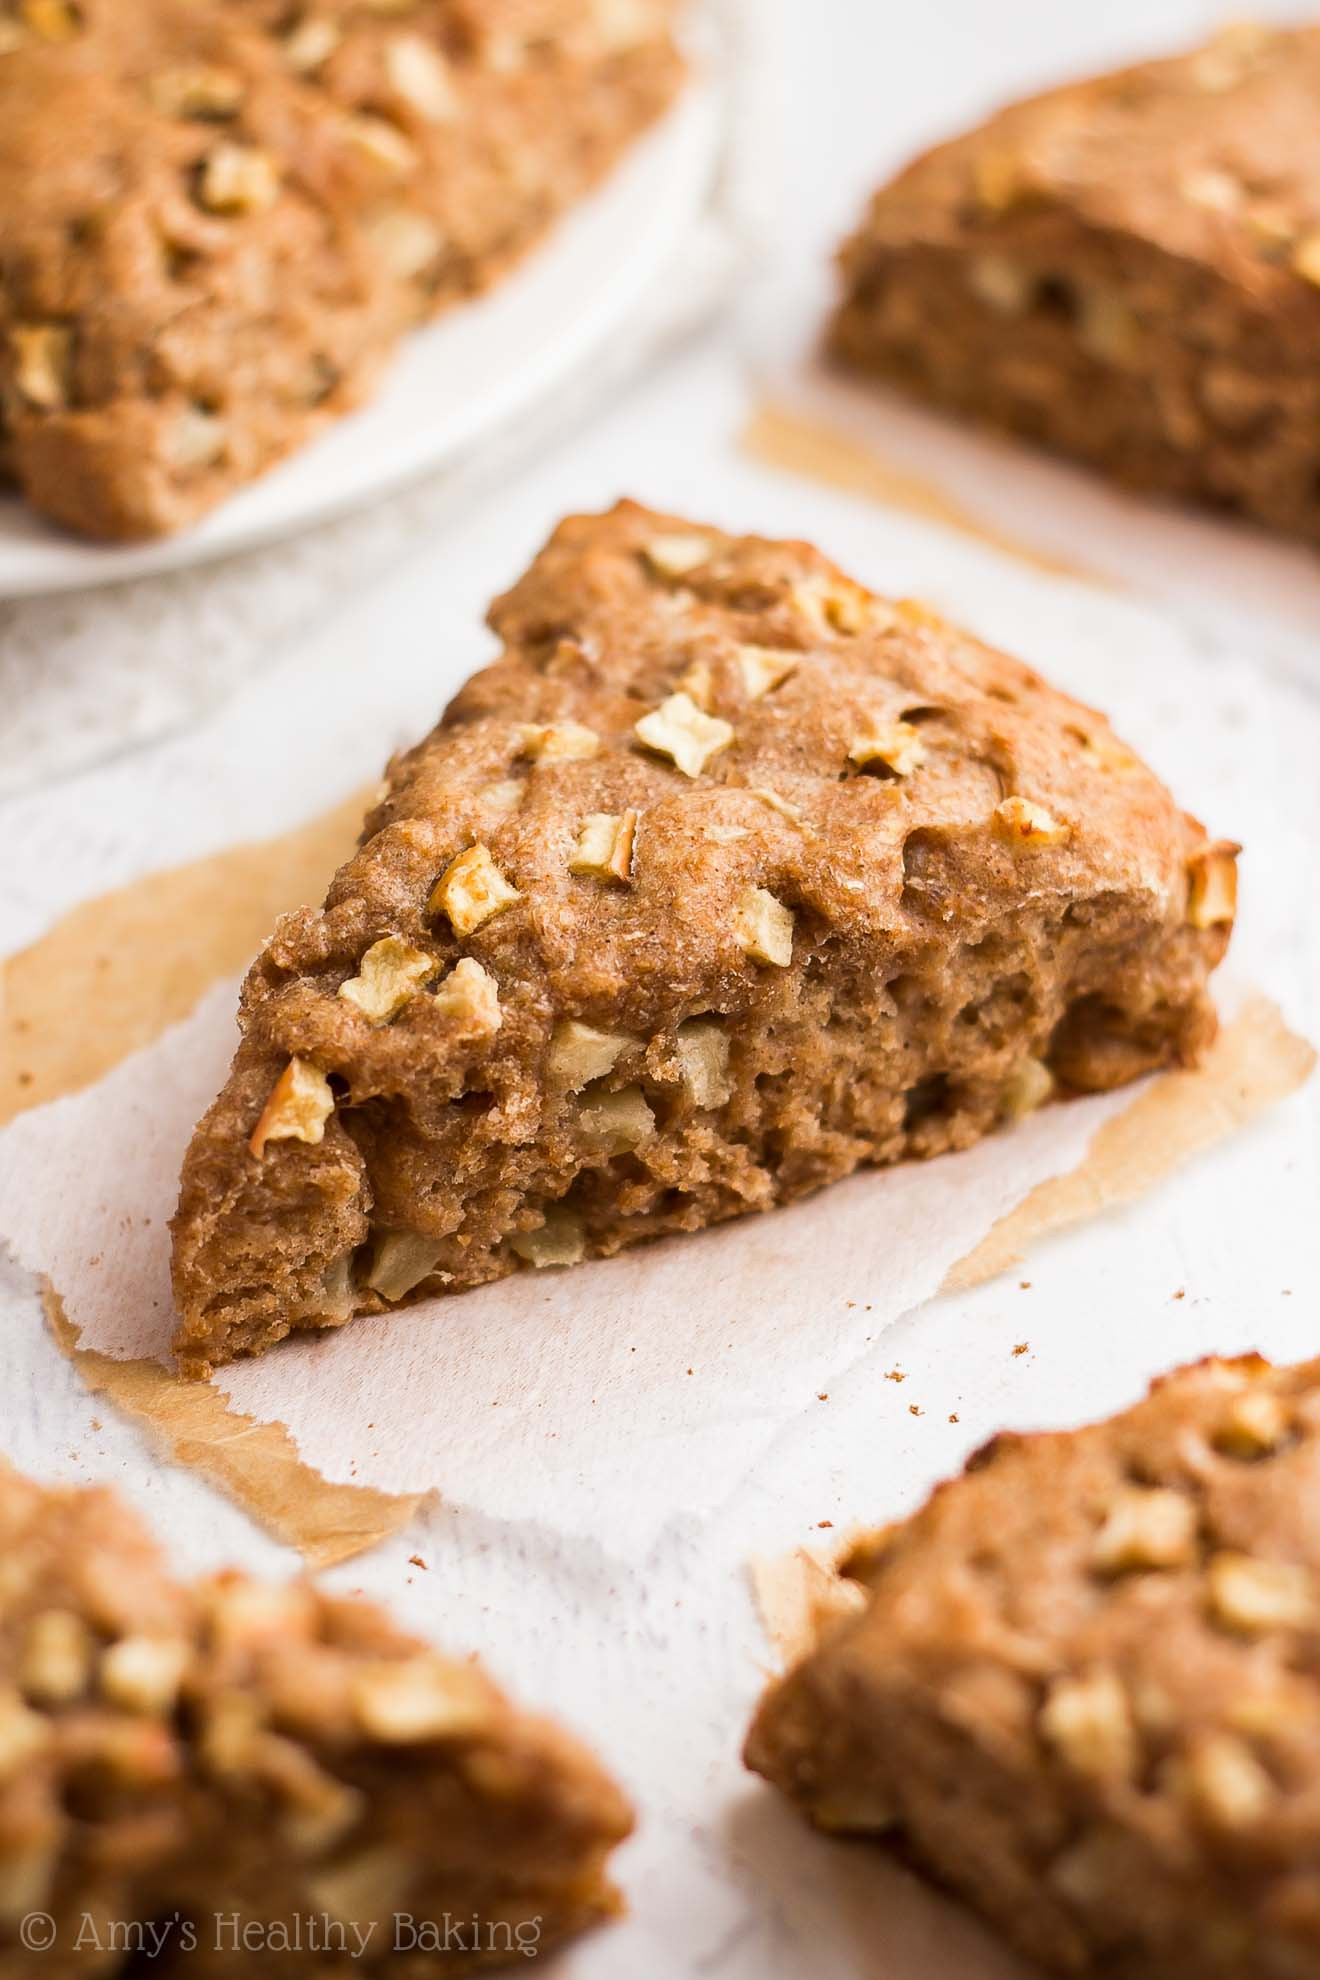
[1,3,1319,1977]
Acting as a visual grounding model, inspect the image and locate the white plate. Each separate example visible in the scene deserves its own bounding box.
[0,77,722,599]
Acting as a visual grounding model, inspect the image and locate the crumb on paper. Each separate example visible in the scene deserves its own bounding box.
[408,1555,427,1571]
[1013,1342,1029,1357]
[909,1404,924,1417]
[949,1413,960,1423]
[884,1368,906,1383]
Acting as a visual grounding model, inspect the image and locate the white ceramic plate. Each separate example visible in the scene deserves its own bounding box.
[0,77,722,599]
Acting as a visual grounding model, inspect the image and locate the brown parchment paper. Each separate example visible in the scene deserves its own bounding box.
[2,793,420,1563]
[2,797,1312,1564]
[742,402,1095,581]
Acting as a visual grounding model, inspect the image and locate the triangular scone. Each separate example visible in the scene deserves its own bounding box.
[0,1460,631,1968]
[171,502,1237,1377]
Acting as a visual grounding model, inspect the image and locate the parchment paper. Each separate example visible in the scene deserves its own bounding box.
[1,807,1309,1559]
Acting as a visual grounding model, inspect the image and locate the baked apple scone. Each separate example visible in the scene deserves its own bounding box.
[832,22,1320,546]
[746,1355,1320,1980]
[171,501,1237,1377]
[0,1461,631,1975]
[0,0,682,540]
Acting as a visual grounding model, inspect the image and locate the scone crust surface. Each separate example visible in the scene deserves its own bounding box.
[747,1354,1320,1980]
[0,1461,630,1973]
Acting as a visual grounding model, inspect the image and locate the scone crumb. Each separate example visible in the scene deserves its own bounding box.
[431,956,502,1034]
[338,935,439,1026]
[366,1231,449,1302]
[642,533,712,580]
[428,845,520,936]
[849,718,926,778]
[517,720,599,763]
[549,1021,632,1090]
[1038,1670,1137,1781]
[675,1019,732,1107]
[993,796,1070,847]
[570,810,637,884]
[1186,842,1239,928]
[732,885,795,967]
[1208,1553,1315,1635]
[1091,1487,1197,1575]
[511,1205,586,1268]
[11,324,73,410]
[634,692,734,778]
[198,143,280,214]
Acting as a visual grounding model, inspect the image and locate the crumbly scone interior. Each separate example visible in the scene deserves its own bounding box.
[745,1354,1320,1978]
[171,502,1235,1377]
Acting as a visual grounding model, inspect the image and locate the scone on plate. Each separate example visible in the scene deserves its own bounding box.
[745,1354,1320,1980]
[170,500,1236,1378]
[832,22,1320,546]
[0,0,682,541]
[0,1460,631,1971]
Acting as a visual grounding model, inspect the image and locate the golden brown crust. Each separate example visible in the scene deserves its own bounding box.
[0,0,682,541]
[0,1460,630,1975]
[170,500,1235,1378]
[832,23,1320,544]
[746,1354,1320,1980]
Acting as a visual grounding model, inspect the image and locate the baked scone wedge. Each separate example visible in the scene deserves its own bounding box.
[745,1354,1320,1980]
[832,22,1320,546]
[0,0,681,541]
[0,1460,630,1972]
[171,501,1237,1378]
